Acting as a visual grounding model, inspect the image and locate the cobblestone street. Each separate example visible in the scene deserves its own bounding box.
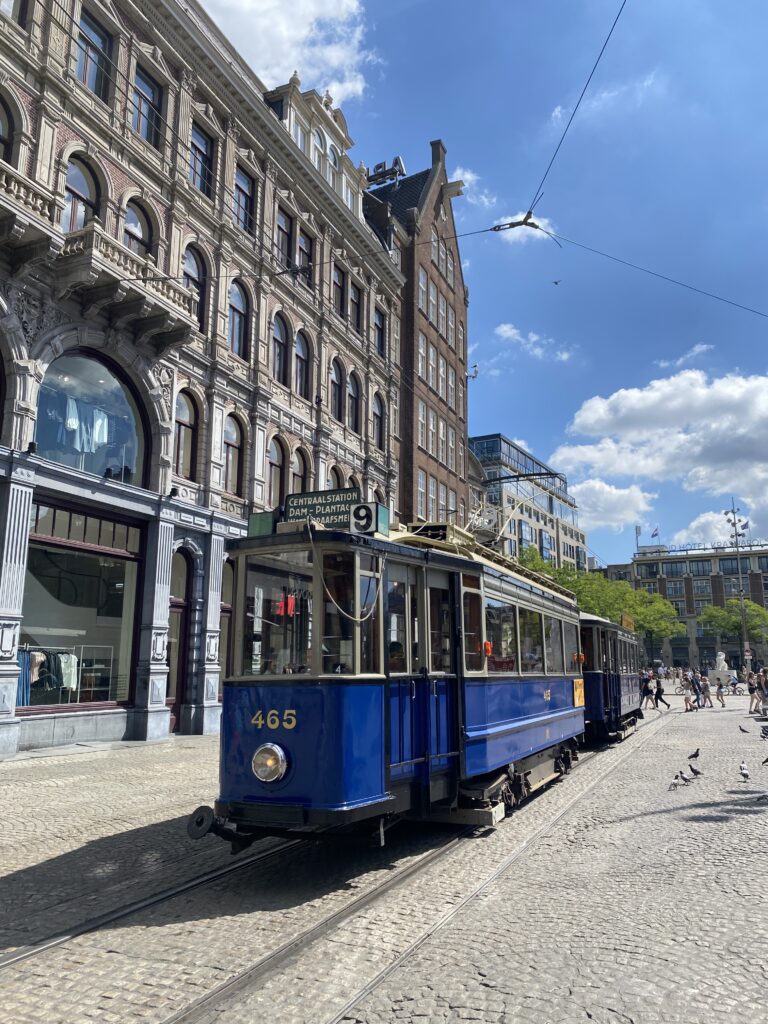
[1,700,767,1024]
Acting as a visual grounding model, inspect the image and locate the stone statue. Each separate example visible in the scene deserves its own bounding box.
[711,651,732,686]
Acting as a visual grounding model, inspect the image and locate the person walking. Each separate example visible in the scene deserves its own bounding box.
[641,675,656,710]
[654,677,670,711]
[682,677,696,712]
[691,672,703,708]
[716,677,727,708]
[700,674,714,708]
[748,674,761,714]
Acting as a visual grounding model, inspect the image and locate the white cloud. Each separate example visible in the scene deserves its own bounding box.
[655,343,713,369]
[570,479,656,533]
[201,0,374,102]
[550,69,665,126]
[551,369,768,536]
[493,212,555,244]
[509,438,530,452]
[672,511,735,546]
[494,322,573,364]
[451,166,497,210]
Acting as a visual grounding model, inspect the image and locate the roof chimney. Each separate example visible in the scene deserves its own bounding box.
[430,139,446,168]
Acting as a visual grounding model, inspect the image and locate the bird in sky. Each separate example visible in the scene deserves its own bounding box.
[688,748,700,760]
[739,725,750,734]
[740,761,750,782]
[688,764,703,777]
[552,280,561,285]
[680,769,694,784]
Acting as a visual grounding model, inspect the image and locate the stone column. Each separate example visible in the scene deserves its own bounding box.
[131,514,174,740]
[0,463,34,756]
[195,532,226,734]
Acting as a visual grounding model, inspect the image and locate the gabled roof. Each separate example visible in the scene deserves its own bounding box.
[368,169,431,225]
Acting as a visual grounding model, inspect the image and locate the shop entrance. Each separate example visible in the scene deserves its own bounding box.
[167,550,192,732]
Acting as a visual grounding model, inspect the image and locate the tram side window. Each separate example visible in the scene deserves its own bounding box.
[463,589,484,671]
[519,608,544,673]
[563,620,580,673]
[410,583,421,671]
[244,553,313,674]
[544,615,564,674]
[428,586,454,673]
[387,579,407,673]
[359,556,381,674]
[322,551,355,673]
[485,598,518,672]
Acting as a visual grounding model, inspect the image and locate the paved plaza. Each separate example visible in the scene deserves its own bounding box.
[1,698,767,1024]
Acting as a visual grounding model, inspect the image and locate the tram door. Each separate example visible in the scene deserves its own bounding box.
[386,566,457,810]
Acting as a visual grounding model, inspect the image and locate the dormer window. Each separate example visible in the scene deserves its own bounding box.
[327,146,340,189]
[312,129,325,171]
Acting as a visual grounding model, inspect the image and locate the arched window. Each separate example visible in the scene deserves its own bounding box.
[327,466,343,490]
[312,128,325,170]
[174,391,197,480]
[294,332,310,399]
[123,201,152,257]
[372,393,384,450]
[228,281,248,359]
[0,96,13,164]
[347,373,360,433]
[223,415,243,496]
[182,245,206,330]
[34,352,147,485]
[267,437,284,508]
[62,157,98,233]
[348,474,359,491]
[290,450,308,494]
[330,359,343,422]
[272,314,289,387]
[327,146,340,188]
[374,488,386,505]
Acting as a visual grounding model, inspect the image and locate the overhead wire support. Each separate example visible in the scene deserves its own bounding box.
[527,0,629,213]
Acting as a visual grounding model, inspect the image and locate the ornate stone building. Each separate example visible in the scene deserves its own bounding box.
[0,0,402,754]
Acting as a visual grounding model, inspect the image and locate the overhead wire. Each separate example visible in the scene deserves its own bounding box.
[527,0,629,212]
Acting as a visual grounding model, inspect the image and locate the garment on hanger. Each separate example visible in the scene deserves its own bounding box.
[16,650,31,707]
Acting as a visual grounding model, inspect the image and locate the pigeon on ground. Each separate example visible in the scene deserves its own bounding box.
[740,761,750,782]
[688,764,703,777]
[688,748,700,760]
[739,725,750,734]
[762,756,768,766]
[668,776,680,791]
[680,769,695,784]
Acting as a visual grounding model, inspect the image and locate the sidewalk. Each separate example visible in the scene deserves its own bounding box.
[0,734,234,954]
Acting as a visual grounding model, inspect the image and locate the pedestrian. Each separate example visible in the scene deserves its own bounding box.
[654,677,670,711]
[716,678,726,708]
[691,673,703,708]
[748,674,761,714]
[700,675,714,708]
[641,675,656,710]
[682,678,696,712]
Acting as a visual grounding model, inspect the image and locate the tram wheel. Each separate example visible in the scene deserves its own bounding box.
[187,805,215,839]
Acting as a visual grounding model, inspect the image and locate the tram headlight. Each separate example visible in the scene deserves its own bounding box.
[251,743,288,782]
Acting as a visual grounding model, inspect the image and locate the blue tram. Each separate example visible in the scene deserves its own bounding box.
[189,517,586,850]
[579,613,642,740]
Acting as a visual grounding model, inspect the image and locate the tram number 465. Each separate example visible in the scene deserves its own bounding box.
[251,709,297,729]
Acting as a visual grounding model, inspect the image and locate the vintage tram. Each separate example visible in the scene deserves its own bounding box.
[579,612,642,740]
[188,508,586,850]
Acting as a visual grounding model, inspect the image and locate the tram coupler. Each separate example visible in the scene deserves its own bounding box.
[186,805,254,855]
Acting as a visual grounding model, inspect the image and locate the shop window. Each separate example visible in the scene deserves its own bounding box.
[267,437,285,508]
[272,314,289,386]
[35,353,146,485]
[290,449,308,495]
[228,281,248,359]
[173,391,197,480]
[182,245,206,330]
[132,66,161,148]
[123,201,152,256]
[294,332,310,399]
[76,11,111,102]
[62,157,99,233]
[223,415,243,496]
[18,536,139,707]
[0,94,13,163]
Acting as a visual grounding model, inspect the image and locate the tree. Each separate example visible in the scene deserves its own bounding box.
[698,599,768,644]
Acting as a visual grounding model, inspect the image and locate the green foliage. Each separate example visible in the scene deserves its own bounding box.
[697,598,768,642]
[515,546,685,638]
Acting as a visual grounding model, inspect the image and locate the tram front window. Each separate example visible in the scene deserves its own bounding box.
[359,558,381,674]
[244,551,313,674]
[322,551,354,674]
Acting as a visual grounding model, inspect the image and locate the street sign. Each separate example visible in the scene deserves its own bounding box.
[284,487,360,527]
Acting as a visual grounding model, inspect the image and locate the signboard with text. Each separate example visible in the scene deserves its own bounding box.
[284,488,361,527]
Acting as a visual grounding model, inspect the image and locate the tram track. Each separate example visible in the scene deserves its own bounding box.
[0,836,299,972]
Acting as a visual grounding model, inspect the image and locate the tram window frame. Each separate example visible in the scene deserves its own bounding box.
[241,548,315,677]
[543,615,564,675]
[485,596,519,674]
[563,619,580,674]
[518,607,544,674]
[427,572,454,674]
[386,573,408,674]
[358,552,382,675]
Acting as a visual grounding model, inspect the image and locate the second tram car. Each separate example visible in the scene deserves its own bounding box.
[189,515,586,849]
[579,613,642,740]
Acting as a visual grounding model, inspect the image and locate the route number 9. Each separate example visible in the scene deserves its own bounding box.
[350,502,376,535]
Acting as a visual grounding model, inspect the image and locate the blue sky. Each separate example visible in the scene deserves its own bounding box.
[203,0,768,566]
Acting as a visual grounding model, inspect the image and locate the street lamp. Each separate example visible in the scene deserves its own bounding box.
[723,498,751,675]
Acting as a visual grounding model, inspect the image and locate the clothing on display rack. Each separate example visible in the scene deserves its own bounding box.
[36,387,135,465]
[18,647,80,706]
[16,650,31,707]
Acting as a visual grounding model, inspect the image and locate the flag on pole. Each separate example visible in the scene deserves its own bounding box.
[651,527,659,538]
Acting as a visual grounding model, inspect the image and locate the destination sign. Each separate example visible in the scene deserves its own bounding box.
[284,487,361,527]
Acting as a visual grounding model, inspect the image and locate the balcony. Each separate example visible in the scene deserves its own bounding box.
[54,223,199,356]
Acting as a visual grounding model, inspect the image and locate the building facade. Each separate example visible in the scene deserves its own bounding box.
[0,0,402,754]
[365,144,470,526]
[610,543,768,668]
[469,433,587,570]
